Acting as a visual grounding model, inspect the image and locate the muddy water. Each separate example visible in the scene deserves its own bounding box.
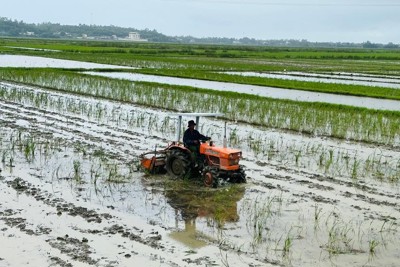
[1,82,399,266]
[84,71,400,111]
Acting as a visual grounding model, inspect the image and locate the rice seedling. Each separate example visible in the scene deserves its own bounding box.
[282,234,292,257]
[368,239,379,255]
[242,195,284,245]
[73,160,82,183]
[23,137,36,162]
[219,249,230,267]
[351,158,360,180]
[314,204,323,229]
[1,68,399,148]
[1,150,8,163]
[105,163,128,183]
[1,71,399,186]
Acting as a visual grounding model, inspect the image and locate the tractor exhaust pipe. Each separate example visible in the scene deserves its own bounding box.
[223,121,227,148]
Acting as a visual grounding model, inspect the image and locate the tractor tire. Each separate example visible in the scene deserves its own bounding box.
[202,166,219,188]
[235,166,247,183]
[165,150,191,179]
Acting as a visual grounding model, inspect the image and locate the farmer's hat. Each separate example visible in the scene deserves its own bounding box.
[188,120,196,127]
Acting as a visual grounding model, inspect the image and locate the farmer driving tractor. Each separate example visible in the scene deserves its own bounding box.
[139,113,246,187]
[183,120,210,164]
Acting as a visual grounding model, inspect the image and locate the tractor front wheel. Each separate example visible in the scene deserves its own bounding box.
[203,166,219,188]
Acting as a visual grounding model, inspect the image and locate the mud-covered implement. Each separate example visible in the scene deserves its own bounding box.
[139,113,246,187]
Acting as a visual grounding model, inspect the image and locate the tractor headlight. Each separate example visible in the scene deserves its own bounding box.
[229,152,241,159]
[229,158,239,165]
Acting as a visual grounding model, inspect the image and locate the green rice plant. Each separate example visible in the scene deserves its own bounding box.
[294,150,302,167]
[324,149,334,173]
[324,215,357,256]
[2,150,8,163]
[282,234,292,257]
[1,71,399,185]
[368,239,379,255]
[9,156,14,168]
[242,195,283,245]
[23,137,36,161]
[105,163,129,183]
[90,164,102,186]
[228,127,239,146]
[1,68,399,147]
[351,157,360,180]
[314,205,323,230]
[73,160,82,183]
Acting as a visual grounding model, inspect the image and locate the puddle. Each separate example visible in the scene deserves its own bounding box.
[0,55,132,69]
[84,71,400,111]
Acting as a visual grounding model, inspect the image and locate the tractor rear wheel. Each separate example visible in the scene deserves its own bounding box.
[166,150,191,179]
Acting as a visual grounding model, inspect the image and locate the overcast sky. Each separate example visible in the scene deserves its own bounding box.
[2,0,400,43]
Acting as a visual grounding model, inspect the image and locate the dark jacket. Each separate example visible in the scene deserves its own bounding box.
[183,128,208,146]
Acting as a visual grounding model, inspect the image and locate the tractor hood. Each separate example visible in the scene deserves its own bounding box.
[200,143,242,159]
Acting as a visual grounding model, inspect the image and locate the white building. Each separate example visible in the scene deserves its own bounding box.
[128,32,141,40]
[127,32,148,42]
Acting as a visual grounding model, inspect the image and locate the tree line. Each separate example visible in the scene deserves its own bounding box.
[0,17,398,48]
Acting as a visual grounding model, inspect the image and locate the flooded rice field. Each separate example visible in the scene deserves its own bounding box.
[0,79,399,266]
[1,55,399,111]
[222,71,400,89]
[84,71,400,112]
[0,55,131,69]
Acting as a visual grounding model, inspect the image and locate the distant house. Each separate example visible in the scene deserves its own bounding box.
[128,32,140,40]
[26,32,35,36]
[127,32,147,42]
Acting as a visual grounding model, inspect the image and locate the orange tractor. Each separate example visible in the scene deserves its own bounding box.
[140,113,246,187]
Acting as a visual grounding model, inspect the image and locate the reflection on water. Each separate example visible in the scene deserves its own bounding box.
[0,55,132,69]
[84,71,400,111]
[222,71,400,89]
[169,220,208,249]
[165,184,245,248]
